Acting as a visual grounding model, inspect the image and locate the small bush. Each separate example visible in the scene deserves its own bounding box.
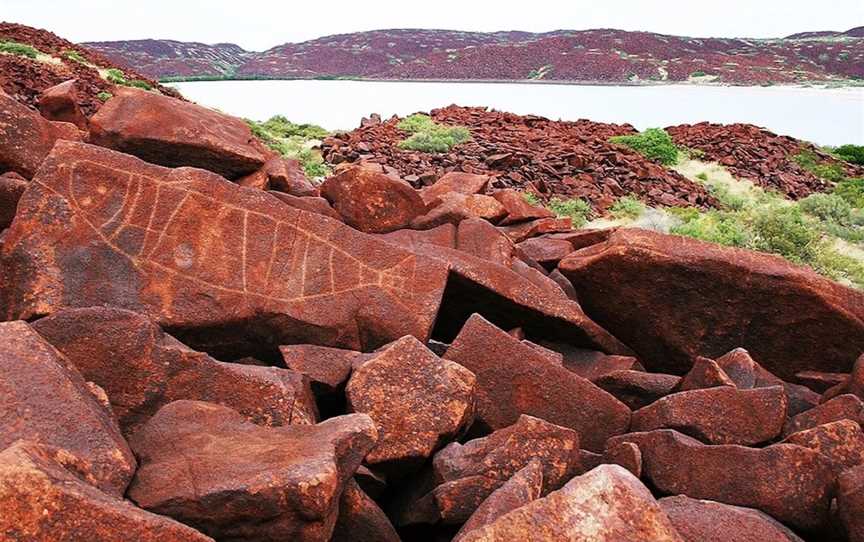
[834,144,864,165]
[522,192,541,206]
[0,41,39,59]
[610,196,646,219]
[105,68,128,85]
[63,49,87,64]
[398,125,471,153]
[696,172,708,181]
[96,91,113,102]
[835,178,864,208]
[812,246,864,288]
[671,210,750,248]
[691,70,707,77]
[128,79,153,90]
[748,205,821,264]
[706,183,748,211]
[397,114,437,134]
[246,117,331,178]
[609,128,680,166]
[799,193,854,225]
[261,115,328,140]
[793,149,845,182]
[548,197,591,227]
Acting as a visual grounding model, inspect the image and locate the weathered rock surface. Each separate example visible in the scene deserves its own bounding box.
[630,385,787,445]
[32,307,318,436]
[675,356,736,391]
[1,141,449,354]
[269,191,342,220]
[659,495,804,542]
[128,401,378,542]
[515,237,574,269]
[346,335,476,472]
[781,419,864,474]
[455,218,515,266]
[443,314,630,450]
[331,479,400,542]
[537,341,642,380]
[782,393,864,437]
[0,171,28,230]
[412,192,506,229]
[594,370,681,410]
[38,79,87,130]
[89,87,269,179]
[0,440,213,542]
[838,464,864,542]
[456,465,684,542]
[279,344,367,393]
[419,172,490,206]
[607,429,834,531]
[558,228,864,380]
[823,353,864,402]
[264,156,317,196]
[491,189,554,225]
[0,320,135,496]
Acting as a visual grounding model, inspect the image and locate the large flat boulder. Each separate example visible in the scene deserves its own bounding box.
[89,88,269,179]
[659,495,804,542]
[32,307,318,437]
[0,320,135,497]
[558,228,864,379]
[1,141,449,355]
[0,441,212,542]
[128,401,378,542]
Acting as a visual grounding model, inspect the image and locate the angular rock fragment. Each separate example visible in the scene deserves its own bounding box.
[676,356,736,391]
[128,401,378,542]
[279,344,367,393]
[264,156,317,196]
[0,171,27,230]
[412,192,506,229]
[346,335,476,472]
[558,228,864,380]
[795,370,848,394]
[782,394,864,437]
[1,141,449,354]
[714,349,819,414]
[781,419,864,474]
[331,480,400,542]
[659,495,805,542]
[420,172,490,206]
[0,441,212,542]
[443,314,630,450]
[823,353,864,402]
[630,385,787,445]
[838,464,864,542]
[607,429,834,531]
[38,79,87,129]
[89,88,269,179]
[594,370,681,410]
[537,341,642,380]
[457,465,683,542]
[0,320,135,496]
[32,307,318,436]
[498,217,572,243]
[268,191,342,220]
[455,218,515,266]
[515,237,573,269]
[320,164,426,233]
[491,189,553,225]
[602,441,642,478]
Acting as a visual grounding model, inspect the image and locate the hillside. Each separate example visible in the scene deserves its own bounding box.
[84,27,864,84]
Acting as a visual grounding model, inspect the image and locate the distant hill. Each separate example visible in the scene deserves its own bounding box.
[84,27,864,85]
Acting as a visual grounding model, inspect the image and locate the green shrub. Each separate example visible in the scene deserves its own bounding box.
[128,79,153,90]
[834,144,864,165]
[691,70,707,77]
[397,114,437,134]
[522,192,541,206]
[548,197,591,227]
[246,117,331,178]
[835,178,864,208]
[748,205,821,264]
[398,125,471,153]
[671,210,750,248]
[609,128,680,166]
[793,149,846,182]
[799,193,854,225]
[696,172,708,181]
[96,91,113,102]
[706,183,748,211]
[105,68,128,85]
[0,41,39,59]
[63,49,87,64]
[812,245,864,288]
[610,196,646,219]
[261,115,328,140]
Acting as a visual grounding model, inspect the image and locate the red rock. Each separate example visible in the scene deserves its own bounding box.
[89,88,269,179]
[795,371,848,394]
[268,191,342,220]
[630,385,787,445]
[602,441,642,478]
[411,192,507,229]
[331,480,400,542]
[420,172,490,206]
[279,344,367,393]
[781,419,864,474]
[546,227,617,250]
[453,461,543,541]
[346,336,476,472]
[515,237,573,269]
[607,429,834,531]
[377,223,456,251]
[0,320,135,497]
[31,307,318,437]
[838,464,864,542]
[0,172,27,230]
[236,166,270,190]
[37,79,87,129]
[558,229,864,380]
[1,141,449,355]
[594,370,681,410]
[320,164,426,233]
[128,401,378,542]
[455,218,515,266]
[537,341,642,380]
[443,314,631,451]
[265,157,317,196]
[491,189,554,225]
[783,394,864,436]
[659,495,805,542]
[0,89,82,178]
[823,353,864,402]
[498,217,572,243]
[0,441,213,542]
[676,356,736,391]
[546,268,581,302]
[456,465,684,542]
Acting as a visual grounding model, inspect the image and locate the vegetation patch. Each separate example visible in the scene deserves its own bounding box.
[548,197,592,227]
[0,40,39,59]
[793,149,845,182]
[103,68,153,91]
[247,116,331,178]
[609,196,646,219]
[96,91,113,102]
[609,128,680,166]
[397,114,471,153]
[833,144,864,165]
[62,49,88,64]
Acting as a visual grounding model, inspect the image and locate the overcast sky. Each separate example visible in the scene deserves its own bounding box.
[4,0,863,51]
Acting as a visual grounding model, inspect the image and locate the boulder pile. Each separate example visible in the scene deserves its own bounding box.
[2,80,864,542]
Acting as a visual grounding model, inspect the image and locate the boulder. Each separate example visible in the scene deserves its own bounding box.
[795,371,848,394]
[558,228,864,380]
[659,495,804,542]
[89,88,269,179]
[377,223,456,250]
[515,237,574,269]
[0,441,212,542]
[456,465,684,542]
[31,307,318,437]
[676,356,735,391]
[345,335,476,473]
[331,480,400,542]
[419,172,490,206]
[498,217,572,243]
[411,193,507,229]
[455,218,515,267]
[128,401,377,542]
[38,79,87,130]
[602,441,642,478]
[443,314,631,450]
[607,429,834,531]
[838,464,864,542]
[594,370,681,410]
[783,394,864,436]
[490,189,554,225]
[1,141,449,355]
[630,386,787,445]
[536,341,642,380]
[0,171,28,230]
[268,191,341,220]
[823,353,864,402]
[279,344,368,393]
[320,164,426,233]
[0,320,135,496]
[264,157,317,196]
[781,419,864,474]
[0,89,82,178]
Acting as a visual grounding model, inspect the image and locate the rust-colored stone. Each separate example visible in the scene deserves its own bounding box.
[498,217,572,243]
[346,335,476,472]
[838,464,864,542]
[594,370,681,410]
[0,441,212,542]
[32,307,317,437]
[0,172,27,230]
[0,320,135,497]
[265,156,317,196]
[659,495,805,542]
[781,419,864,474]
[268,191,341,220]
[279,344,367,393]
[420,172,490,206]
[128,401,378,542]
[602,441,642,478]
[89,87,269,179]
[331,479,400,542]
[537,341,642,380]
[491,189,554,225]
[455,218,515,266]
[515,237,573,269]
[412,192,507,229]
[795,370,848,394]
[1,141,449,355]
[823,353,864,402]
[558,228,864,380]
[676,356,735,391]
[37,79,87,129]
[443,314,630,450]
[783,393,864,437]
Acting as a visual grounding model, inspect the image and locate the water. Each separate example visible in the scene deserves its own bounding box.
[171,80,864,146]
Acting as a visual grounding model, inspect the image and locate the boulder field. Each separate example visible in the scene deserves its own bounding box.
[0,82,863,542]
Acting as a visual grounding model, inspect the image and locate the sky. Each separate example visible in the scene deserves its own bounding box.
[3,0,863,51]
